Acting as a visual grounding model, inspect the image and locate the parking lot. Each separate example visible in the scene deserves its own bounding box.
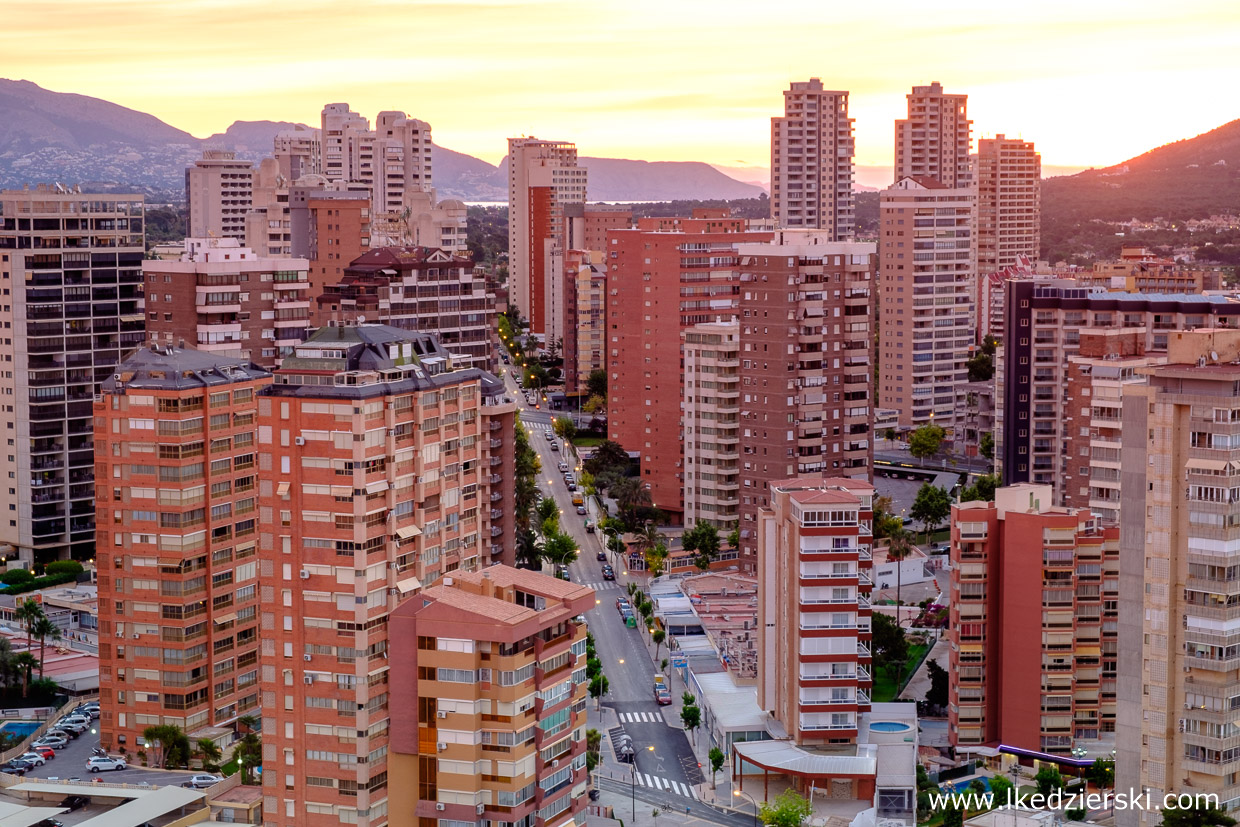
[22,721,198,788]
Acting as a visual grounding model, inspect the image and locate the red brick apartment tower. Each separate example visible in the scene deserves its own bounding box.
[758,478,875,747]
[387,567,595,827]
[606,222,772,517]
[308,196,372,320]
[948,483,1119,753]
[95,345,272,752]
[735,234,876,571]
[583,204,632,251]
[258,325,516,827]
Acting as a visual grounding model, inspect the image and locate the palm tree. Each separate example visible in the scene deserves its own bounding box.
[12,652,36,699]
[14,599,43,647]
[515,529,542,570]
[632,524,666,562]
[611,477,651,523]
[652,629,666,659]
[0,637,14,695]
[31,616,61,679]
[197,737,223,772]
[237,714,259,735]
[886,528,915,624]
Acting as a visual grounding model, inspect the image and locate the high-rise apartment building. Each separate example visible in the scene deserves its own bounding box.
[757,477,875,744]
[735,235,876,571]
[387,566,595,827]
[562,249,605,396]
[142,237,312,369]
[0,186,146,562]
[770,79,855,239]
[372,111,434,214]
[976,135,1040,275]
[894,82,973,188]
[94,346,272,752]
[322,104,375,187]
[316,246,496,372]
[258,325,517,827]
[244,157,292,257]
[582,204,632,251]
[607,222,771,517]
[877,176,976,428]
[683,321,741,532]
[186,150,254,241]
[1116,332,1240,825]
[507,138,586,336]
[947,484,1119,753]
[289,185,372,305]
[273,125,322,181]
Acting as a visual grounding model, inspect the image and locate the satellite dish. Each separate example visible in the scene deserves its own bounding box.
[1212,351,1219,362]
[357,315,366,325]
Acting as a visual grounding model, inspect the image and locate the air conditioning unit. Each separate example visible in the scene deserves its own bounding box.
[477,804,485,816]
[388,588,400,596]
[303,654,312,662]
[303,675,314,684]
[552,759,559,768]
[300,570,310,579]
[390,562,400,570]
[132,633,140,639]
[437,742,447,751]
[436,804,446,812]
[436,710,447,719]
[294,436,305,446]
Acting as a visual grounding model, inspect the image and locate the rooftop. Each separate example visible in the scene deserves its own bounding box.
[104,345,270,393]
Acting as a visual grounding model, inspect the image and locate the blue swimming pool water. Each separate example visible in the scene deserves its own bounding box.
[0,721,41,738]
[870,721,912,732]
[945,777,992,794]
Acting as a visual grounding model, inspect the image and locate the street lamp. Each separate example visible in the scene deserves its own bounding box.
[1071,746,1088,785]
[733,789,758,827]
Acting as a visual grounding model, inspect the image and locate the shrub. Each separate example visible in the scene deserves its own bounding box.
[45,561,84,577]
[0,569,34,586]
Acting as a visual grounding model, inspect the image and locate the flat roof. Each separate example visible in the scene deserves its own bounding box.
[693,671,768,732]
[733,740,876,778]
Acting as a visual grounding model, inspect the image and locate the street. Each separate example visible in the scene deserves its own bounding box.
[504,371,702,799]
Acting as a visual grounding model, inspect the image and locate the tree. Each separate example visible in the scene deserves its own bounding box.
[708,746,725,789]
[612,478,653,527]
[536,496,559,526]
[552,416,577,442]
[682,521,721,571]
[960,474,1000,503]
[589,674,610,710]
[908,423,946,461]
[1,569,34,587]
[652,629,666,659]
[1086,756,1115,789]
[911,484,952,541]
[979,431,994,460]
[1159,803,1238,827]
[758,789,812,827]
[1034,764,1064,796]
[197,738,223,772]
[583,394,607,414]
[632,523,667,561]
[586,728,603,772]
[871,612,908,685]
[885,528,915,615]
[680,703,701,742]
[12,652,36,699]
[543,532,578,569]
[925,659,949,708]
[646,544,669,578]
[14,598,43,647]
[586,368,608,400]
[583,440,630,477]
[1066,808,1087,823]
[942,807,964,827]
[884,428,897,442]
[31,615,61,679]
[142,723,192,769]
[966,350,993,382]
[988,775,1014,806]
[236,729,262,784]
[727,526,740,550]
[515,529,543,570]
[872,495,903,539]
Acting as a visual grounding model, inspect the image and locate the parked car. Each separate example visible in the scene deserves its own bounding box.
[567,483,577,492]
[31,745,55,760]
[1,759,33,775]
[58,719,89,733]
[59,796,90,812]
[554,565,571,582]
[596,551,607,562]
[43,728,75,741]
[18,752,46,766]
[86,756,127,773]
[564,474,576,484]
[33,818,64,827]
[33,736,68,750]
[576,505,588,515]
[616,597,630,612]
[557,462,570,473]
[183,774,224,789]
[544,431,554,440]
[901,516,914,526]
[653,686,673,705]
[585,521,595,534]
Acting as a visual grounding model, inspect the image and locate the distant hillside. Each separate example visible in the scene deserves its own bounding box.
[202,120,308,152]
[0,78,195,150]
[432,145,506,200]
[1042,119,1240,261]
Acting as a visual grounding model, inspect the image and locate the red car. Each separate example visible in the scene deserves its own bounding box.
[31,745,55,760]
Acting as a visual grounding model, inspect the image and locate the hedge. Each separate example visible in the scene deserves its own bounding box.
[1,572,77,596]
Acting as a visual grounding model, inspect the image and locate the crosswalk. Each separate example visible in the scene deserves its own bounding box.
[581,580,620,592]
[617,711,664,723]
[632,773,699,800]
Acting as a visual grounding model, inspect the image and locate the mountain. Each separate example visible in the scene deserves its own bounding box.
[1042,119,1240,260]
[431,145,506,200]
[578,157,763,201]
[202,120,308,152]
[0,78,196,150]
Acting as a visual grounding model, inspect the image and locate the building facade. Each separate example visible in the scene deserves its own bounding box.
[186,150,254,241]
[562,249,605,396]
[757,477,875,745]
[948,484,1119,753]
[387,567,595,827]
[877,176,976,428]
[0,186,146,562]
[683,322,741,532]
[976,135,1040,276]
[894,82,973,188]
[95,346,272,751]
[142,237,312,368]
[770,79,855,239]
[257,325,516,827]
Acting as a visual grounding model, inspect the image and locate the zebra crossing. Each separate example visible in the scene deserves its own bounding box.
[617,711,664,723]
[582,580,620,592]
[631,772,699,800]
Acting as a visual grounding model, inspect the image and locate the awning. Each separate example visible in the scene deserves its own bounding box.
[158,557,182,568]
[1075,646,1102,656]
[366,479,389,494]
[960,644,983,653]
[395,525,422,540]
[213,612,238,625]
[396,576,422,594]
[1187,458,1229,472]
[276,481,291,496]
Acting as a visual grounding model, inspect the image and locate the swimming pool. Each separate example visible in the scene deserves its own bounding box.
[870,721,912,733]
[0,721,41,739]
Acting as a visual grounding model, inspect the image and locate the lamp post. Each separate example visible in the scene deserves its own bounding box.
[733,789,758,827]
[1071,746,1088,786]
[630,764,636,820]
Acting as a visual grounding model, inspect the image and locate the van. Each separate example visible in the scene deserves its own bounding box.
[571,493,584,506]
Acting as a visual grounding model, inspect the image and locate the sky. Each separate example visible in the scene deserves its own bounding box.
[3,0,1239,188]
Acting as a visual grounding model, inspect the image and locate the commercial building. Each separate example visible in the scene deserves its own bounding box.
[769,79,855,239]
[607,222,772,517]
[975,135,1040,275]
[947,484,1119,753]
[735,234,876,570]
[142,237,312,368]
[94,345,273,751]
[315,246,497,372]
[258,325,517,827]
[894,82,973,188]
[683,321,741,532]
[877,176,976,429]
[562,248,606,396]
[387,566,595,827]
[1115,332,1240,824]
[0,186,146,563]
[757,477,875,745]
[186,150,253,241]
[507,138,586,336]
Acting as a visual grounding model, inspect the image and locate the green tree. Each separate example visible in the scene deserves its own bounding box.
[515,529,543,570]
[543,532,578,569]
[942,807,964,827]
[1087,756,1115,789]
[680,703,701,743]
[523,362,551,389]
[645,544,669,579]
[583,440,630,477]
[652,629,666,659]
[12,652,36,699]
[871,612,909,685]
[726,526,740,549]
[884,428,897,442]
[979,431,994,460]
[536,496,559,526]
[872,495,903,539]
[142,723,192,769]
[709,746,725,789]
[1066,808,1087,822]
[197,738,223,772]
[758,789,812,827]
[911,484,952,541]
[1034,764,1064,796]
[583,394,607,414]
[989,775,1015,806]
[885,527,915,613]
[235,729,262,784]
[1,569,34,587]
[966,350,993,382]
[586,728,602,772]
[1158,803,1238,827]
[586,368,608,400]
[925,659,949,708]
[908,423,946,461]
[632,523,667,562]
[552,416,577,441]
[31,615,61,679]
[14,598,43,646]
[961,474,1000,503]
[612,478,653,527]
[589,674,610,710]
[682,521,721,570]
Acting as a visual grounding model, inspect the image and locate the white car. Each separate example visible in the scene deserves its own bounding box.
[183,773,224,789]
[86,756,127,772]
[56,720,88,734]
[17,752,45,766]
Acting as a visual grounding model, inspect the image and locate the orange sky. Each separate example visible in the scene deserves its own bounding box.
[4,0,1238,181]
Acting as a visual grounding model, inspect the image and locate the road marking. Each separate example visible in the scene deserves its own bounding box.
[687,786,699,800]
[668,780,683,795]
[648,774,662,790]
